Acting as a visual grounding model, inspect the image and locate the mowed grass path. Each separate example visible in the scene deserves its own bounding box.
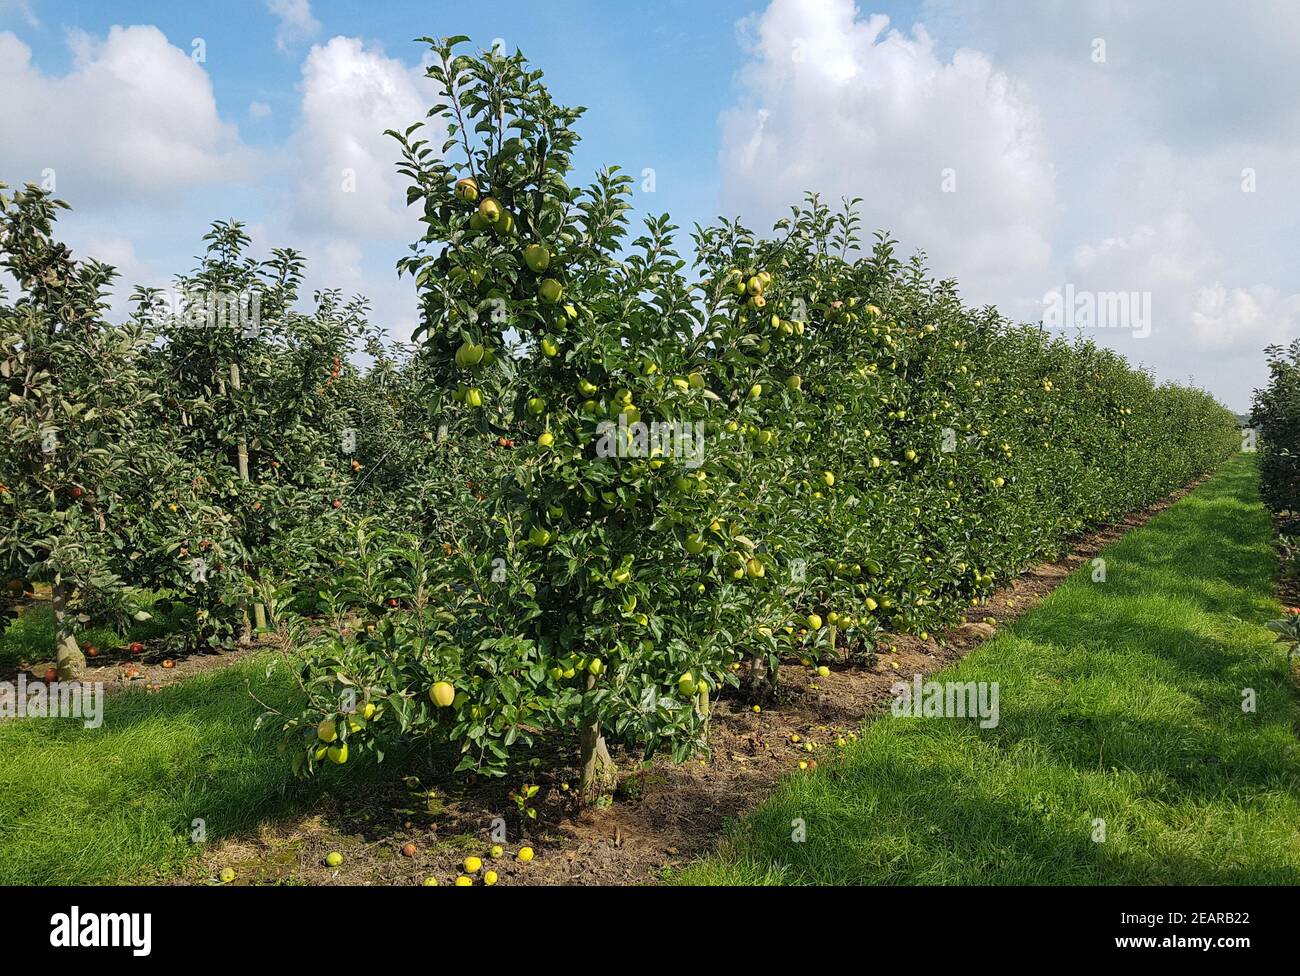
[0,656,398,885]
[676,455,1300,885]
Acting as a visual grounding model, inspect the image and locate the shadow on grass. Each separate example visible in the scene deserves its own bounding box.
[676,455,1300,885]
[0,602,54,670]
[0,655,418,884]
[717,745,1300,885]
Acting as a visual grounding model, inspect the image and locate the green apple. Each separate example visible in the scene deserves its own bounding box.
[454,341,485,368]
[538,278,563,303]
[523,243,551,272]
[454,177,479,202]
[430,681,455,707]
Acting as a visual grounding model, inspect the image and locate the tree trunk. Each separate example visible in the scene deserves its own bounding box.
[578,672,615,800]
[52,581,84,679]
[694,683,710,720]
[230,363,249,481]
[744,651,775,702]
[578,716,616,801]
[229,361,257,644]
[693,683,711,753]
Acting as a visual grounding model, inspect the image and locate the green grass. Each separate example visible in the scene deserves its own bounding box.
[0,588,194,672]
[0,600,55,669]
[0,653,397,885]
[674,455,1300,885]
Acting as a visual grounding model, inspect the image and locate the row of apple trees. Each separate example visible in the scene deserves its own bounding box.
[0,183,483,676]
[1252,340,1300,518]
[277,37,1240,796]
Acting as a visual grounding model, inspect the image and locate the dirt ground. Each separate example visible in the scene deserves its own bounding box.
[1,607,271,693]
[184,479,1204,887]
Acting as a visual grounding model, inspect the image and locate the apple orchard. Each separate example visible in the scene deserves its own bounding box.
[0,37,1239,799]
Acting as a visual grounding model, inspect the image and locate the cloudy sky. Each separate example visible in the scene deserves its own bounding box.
[1,0,1295,411]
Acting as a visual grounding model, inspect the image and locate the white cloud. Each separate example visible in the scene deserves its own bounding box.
[1,23,423,347]
[89,241,161,318]
[0,1,39,28]
[720,0,1057,315]
[1191,286,1300,353]
[0,26,254,205]
[924,0,1300,152]
[267,0,321,52]
[287,35,430,240]
[301,237,419,341]
[722,0,1300,409]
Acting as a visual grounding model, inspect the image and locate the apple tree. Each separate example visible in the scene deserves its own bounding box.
[1252,340,1300,515]
[0,183,171,675]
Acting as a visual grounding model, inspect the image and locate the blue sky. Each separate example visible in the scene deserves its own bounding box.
[3,0,1298,410]
[3,1,768,217]
[3,0,879,270]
